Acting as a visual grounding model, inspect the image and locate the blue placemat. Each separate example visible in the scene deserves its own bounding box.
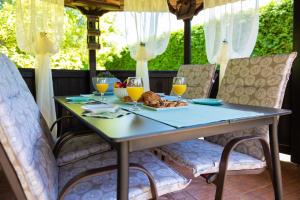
[98,96,265,128]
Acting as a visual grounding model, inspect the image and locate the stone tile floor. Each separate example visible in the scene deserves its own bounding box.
[1,161,299,200]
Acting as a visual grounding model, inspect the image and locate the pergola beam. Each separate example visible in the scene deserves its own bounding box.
[65,0,123,10]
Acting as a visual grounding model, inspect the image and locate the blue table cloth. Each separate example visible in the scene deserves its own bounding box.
[91,95,264,128]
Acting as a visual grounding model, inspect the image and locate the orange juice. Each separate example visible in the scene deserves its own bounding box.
[172,84,187,96]
[127,87,144,101]
[96,83,109,93]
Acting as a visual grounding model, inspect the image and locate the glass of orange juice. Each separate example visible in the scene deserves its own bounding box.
[96,78,109,102]
[126,77,144,111]
[172,77,187,101]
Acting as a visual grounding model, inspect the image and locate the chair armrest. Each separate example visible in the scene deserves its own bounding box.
[59,163,158,200]
[50,116,74,133]
[53,130,95,157]
[214,135,272,200]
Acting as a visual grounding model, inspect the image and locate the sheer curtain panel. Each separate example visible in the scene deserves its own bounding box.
[16,0,64,139]
[124,0,171,91]
[203,0,259,85]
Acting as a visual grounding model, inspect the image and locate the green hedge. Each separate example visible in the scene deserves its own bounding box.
[104,0,293,71]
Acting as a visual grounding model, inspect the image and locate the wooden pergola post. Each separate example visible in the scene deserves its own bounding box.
[89,50,97,92]
[167,0,202,65]
[87,15,101,92]
[183,19,192,64]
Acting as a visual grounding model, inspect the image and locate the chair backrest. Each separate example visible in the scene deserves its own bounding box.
[0,54,58,200]
[205,53,297,160]
[171,64,216,99]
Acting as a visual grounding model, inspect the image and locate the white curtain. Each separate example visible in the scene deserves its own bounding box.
[16,0,64,139]
[203,0,259,85]
[124,0,171,91]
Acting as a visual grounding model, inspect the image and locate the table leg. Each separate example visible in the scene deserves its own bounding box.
[117,142,129,200]
[56,102,63,138]
[269,117,283,200]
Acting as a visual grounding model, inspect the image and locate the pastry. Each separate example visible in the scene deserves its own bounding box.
[142,91,161,105]
[176,101,188,107]
[123,96,133,102]
[123,95,144,103]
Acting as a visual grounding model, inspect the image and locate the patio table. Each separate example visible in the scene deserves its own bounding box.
[55,96,290,200]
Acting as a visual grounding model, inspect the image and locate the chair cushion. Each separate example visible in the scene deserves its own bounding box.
[59,151,190,200]
[158,139,265,177]
[206,53,297,160]
[0,54,58,200]
[57,134,111,166]
[171,64,216,99]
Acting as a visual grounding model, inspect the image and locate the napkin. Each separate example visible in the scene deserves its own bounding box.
[82,109,130,119]
[81,104,120,113]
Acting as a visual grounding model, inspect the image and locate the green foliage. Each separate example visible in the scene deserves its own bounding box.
[104,0,293,71]
[0,2,118,70]
[0,2,35,68]
[0,0,293,71]
[96,13,123,70]
[252,0,293,56]
[0,3,88,69]
[52,8,89,70]
[104,27,207,71]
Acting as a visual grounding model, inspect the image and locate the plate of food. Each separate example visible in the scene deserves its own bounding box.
[142,102,188,111]
[140,91,189,111]
[156,93,166,97]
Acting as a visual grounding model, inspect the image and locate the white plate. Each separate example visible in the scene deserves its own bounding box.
[142,104,189,111]
[82,104,119,113]
[156,93,166,97]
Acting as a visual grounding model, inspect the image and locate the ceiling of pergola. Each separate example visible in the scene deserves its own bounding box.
[64,0,203,19]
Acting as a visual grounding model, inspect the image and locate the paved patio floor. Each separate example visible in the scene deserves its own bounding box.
[0,161,299,200]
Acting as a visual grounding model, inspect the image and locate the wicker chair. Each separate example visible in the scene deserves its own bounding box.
[0,53,190,200]
[157,53,297,199]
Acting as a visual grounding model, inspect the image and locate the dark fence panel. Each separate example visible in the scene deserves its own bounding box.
[19,69,177,96]
[291,0,300,164]
[19,68,294,159]
[20,68,36,98]
[18,69,91,96]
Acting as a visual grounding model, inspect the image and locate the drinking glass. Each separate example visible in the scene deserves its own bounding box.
[96,78,109,102]
[172,77,187,101]
[126,77,144,111]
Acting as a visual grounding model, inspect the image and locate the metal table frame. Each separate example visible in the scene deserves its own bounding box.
[55,97,289,200]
